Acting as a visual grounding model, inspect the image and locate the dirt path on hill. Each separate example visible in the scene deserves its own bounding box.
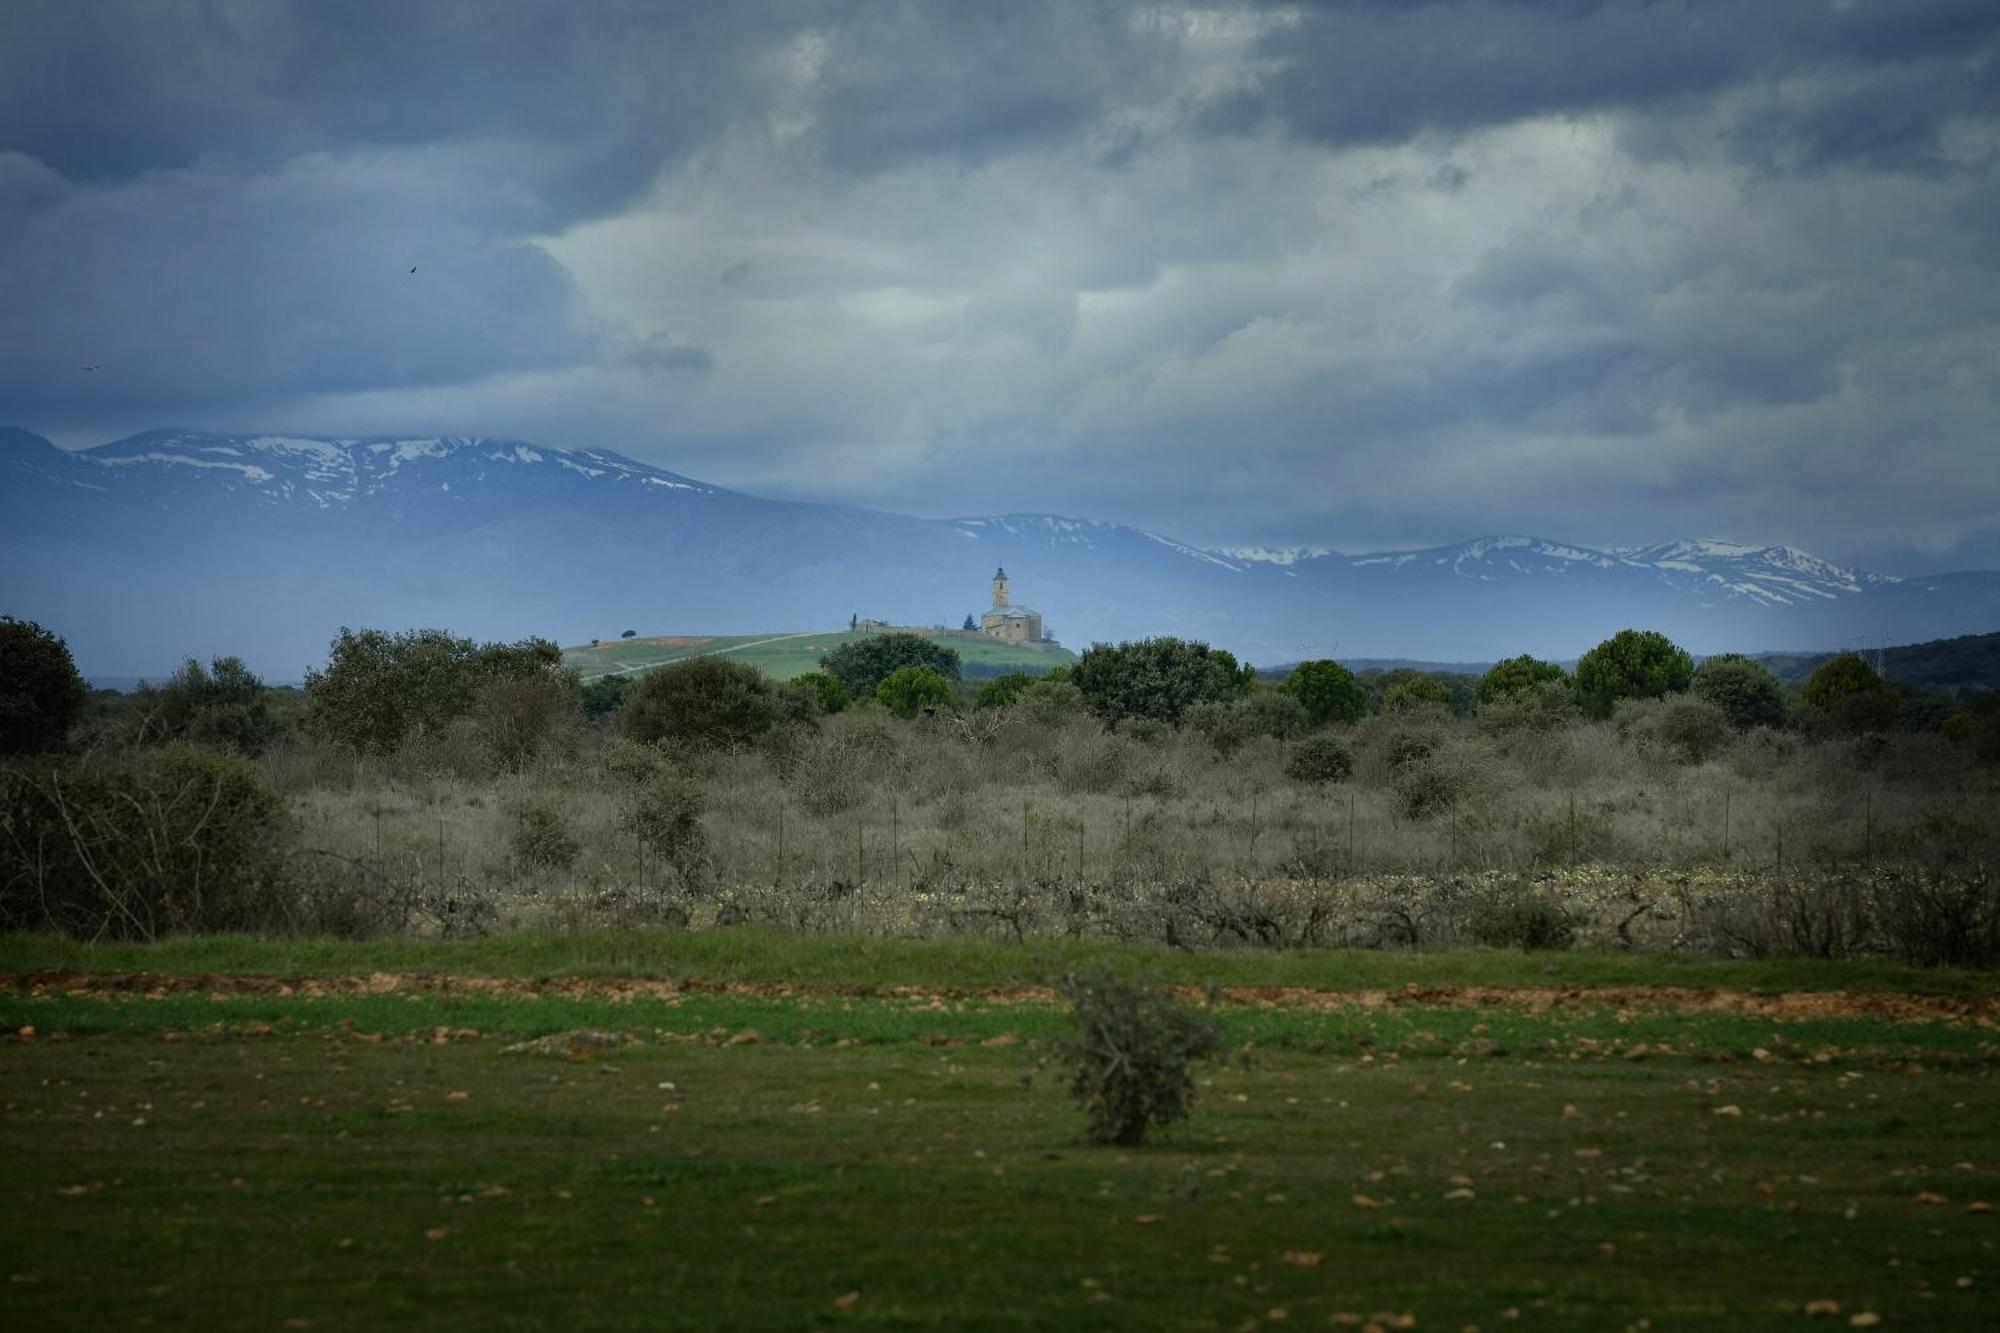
[5,971,1995,1025]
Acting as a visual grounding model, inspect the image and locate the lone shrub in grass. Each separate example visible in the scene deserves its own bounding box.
[1055,969,1224,1146]
[1284,733,1353,783]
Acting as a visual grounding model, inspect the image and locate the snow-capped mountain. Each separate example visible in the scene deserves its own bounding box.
[4,427,1996,677]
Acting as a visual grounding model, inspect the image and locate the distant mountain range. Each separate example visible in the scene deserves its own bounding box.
[5,427,1997,679]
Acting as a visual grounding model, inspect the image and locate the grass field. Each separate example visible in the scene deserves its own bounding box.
[5,934,1998,1330]
[563,630,1076,683]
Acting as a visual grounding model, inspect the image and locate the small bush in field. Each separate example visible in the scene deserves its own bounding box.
[1055,969,1225,1146]
[1468,889,1576,950]
[508,801,579,872]
[1285,734,1353,784]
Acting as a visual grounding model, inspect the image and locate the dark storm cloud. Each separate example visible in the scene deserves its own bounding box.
[1248,0,2000,173]
[5,0,1998,572]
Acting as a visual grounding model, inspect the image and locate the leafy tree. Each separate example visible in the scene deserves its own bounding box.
[1279,659,1368,724]
[623,656,780,753]
[137,655,279,754]
[1382,673,1455,713]
[962,614,977,631]
[1574,629,1694,719]
[1803,653,1890,714]
[0,616,89,755]
[1070,637,1248,727]
[1807,659,1901,734]
[1691,654,1786,731]
[789,671,849,715]
[303,628,564,754]
[476,673,577,772]
[877,665,954,718]
[1240,690,1309,739]
[619,629,637,639]
[975,671,1035,710]
[578,673,633,721]
[1476,654,1568,706]
[819,632,961,698]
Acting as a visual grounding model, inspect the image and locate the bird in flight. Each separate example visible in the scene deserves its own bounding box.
[409,265,417,274]
[81,364,101,371]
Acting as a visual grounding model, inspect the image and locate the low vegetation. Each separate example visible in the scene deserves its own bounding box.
[0,622,1994,971]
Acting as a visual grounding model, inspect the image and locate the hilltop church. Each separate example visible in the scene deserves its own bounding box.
[978,566,1050,643]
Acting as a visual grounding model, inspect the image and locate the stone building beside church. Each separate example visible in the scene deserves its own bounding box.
[979,566,1049,643]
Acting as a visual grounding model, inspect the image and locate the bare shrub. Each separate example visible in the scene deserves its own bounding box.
[623,771,708,888]
[508,800,579,874]
[0,746,294,938]
[1467,884,1577,950]
[1871,865,1999,967]
[1046,721,1129,795]
[1614,695,1730,764]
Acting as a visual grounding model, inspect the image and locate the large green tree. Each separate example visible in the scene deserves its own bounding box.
[876,665,954,718]
[1803,653,1900,732]
[1691,654,1786,731]
[303,628,565,754]
[1574,629,1694,718]
[1476,654,1569,706]
[819,633,961,699]
[1070,637,1250,726]
[0,616,89,755]
[1278,659,1368,724]
[623,655,781,752]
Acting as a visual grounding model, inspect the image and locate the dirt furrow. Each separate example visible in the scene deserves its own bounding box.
[5,970,1995,1024]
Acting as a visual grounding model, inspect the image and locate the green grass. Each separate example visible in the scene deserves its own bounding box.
[7,928,2000,997]
[562,630,1075,682]
[4,979,1997,1330]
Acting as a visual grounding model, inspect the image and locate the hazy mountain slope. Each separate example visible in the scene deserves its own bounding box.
[3,428,1996,678]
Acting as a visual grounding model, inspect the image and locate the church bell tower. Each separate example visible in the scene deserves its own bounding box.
[991,566,1009,609]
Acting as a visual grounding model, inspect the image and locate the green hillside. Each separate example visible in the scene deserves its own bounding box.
[563,629,1075,682]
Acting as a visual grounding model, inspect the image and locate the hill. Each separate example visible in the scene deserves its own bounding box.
[563,629,1075,683]
[1749,630,2000,692]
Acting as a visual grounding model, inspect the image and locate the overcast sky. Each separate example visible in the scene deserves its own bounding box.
[5,1,1998,571]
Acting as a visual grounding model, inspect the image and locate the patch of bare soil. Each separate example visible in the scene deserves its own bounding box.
[4,971,1994,1024]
